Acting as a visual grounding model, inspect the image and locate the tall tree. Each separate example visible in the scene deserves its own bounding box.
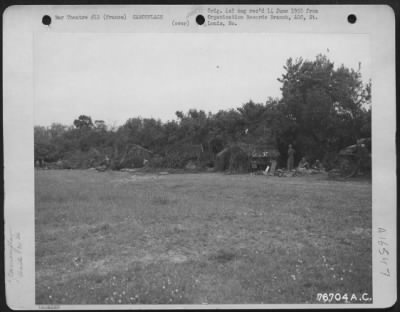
[73,115,94,129]
[277,54,371,160]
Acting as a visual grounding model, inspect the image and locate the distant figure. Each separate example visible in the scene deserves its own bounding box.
[298,157,310,169]
[143,158,149,167]
[287,144,295,171]
[356,143,368,160]
[311,159,323,171]
[104,155,111,168]
[355,142,368,175]
[38,158,44,168]
[269,158,278,175]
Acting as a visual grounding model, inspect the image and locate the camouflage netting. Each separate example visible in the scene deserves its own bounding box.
[162,143,204,168]
[148,154,165,168]
[215,139,280,173]
[216,145,250,173]
[113,144,153,169]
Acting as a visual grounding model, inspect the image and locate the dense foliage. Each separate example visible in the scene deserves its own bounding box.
[34,55,371,170]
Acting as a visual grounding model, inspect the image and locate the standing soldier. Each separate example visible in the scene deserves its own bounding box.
[355,141,368,175]
[104,155,110,168]
[287,144,295,171]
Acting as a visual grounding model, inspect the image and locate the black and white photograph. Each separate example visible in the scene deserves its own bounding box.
[3,4,396,309]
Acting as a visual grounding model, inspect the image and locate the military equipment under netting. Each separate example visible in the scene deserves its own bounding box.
[216,127,279,173]
[335,138,371,178]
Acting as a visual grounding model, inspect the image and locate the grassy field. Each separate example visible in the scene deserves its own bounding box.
[35,170,372,304]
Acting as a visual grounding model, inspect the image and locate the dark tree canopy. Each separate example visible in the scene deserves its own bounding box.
[34,54,371,170]
[74,115,94,129]
[276,54,371,161]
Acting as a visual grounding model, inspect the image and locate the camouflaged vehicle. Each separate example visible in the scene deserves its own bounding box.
[336,138,371,178]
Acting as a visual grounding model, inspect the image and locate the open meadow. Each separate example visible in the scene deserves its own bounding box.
[35,170,372,304]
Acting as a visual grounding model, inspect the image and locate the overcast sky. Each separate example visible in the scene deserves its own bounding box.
[34,32,370,127]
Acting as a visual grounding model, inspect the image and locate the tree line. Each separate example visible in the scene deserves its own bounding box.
[34,54,371,170]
